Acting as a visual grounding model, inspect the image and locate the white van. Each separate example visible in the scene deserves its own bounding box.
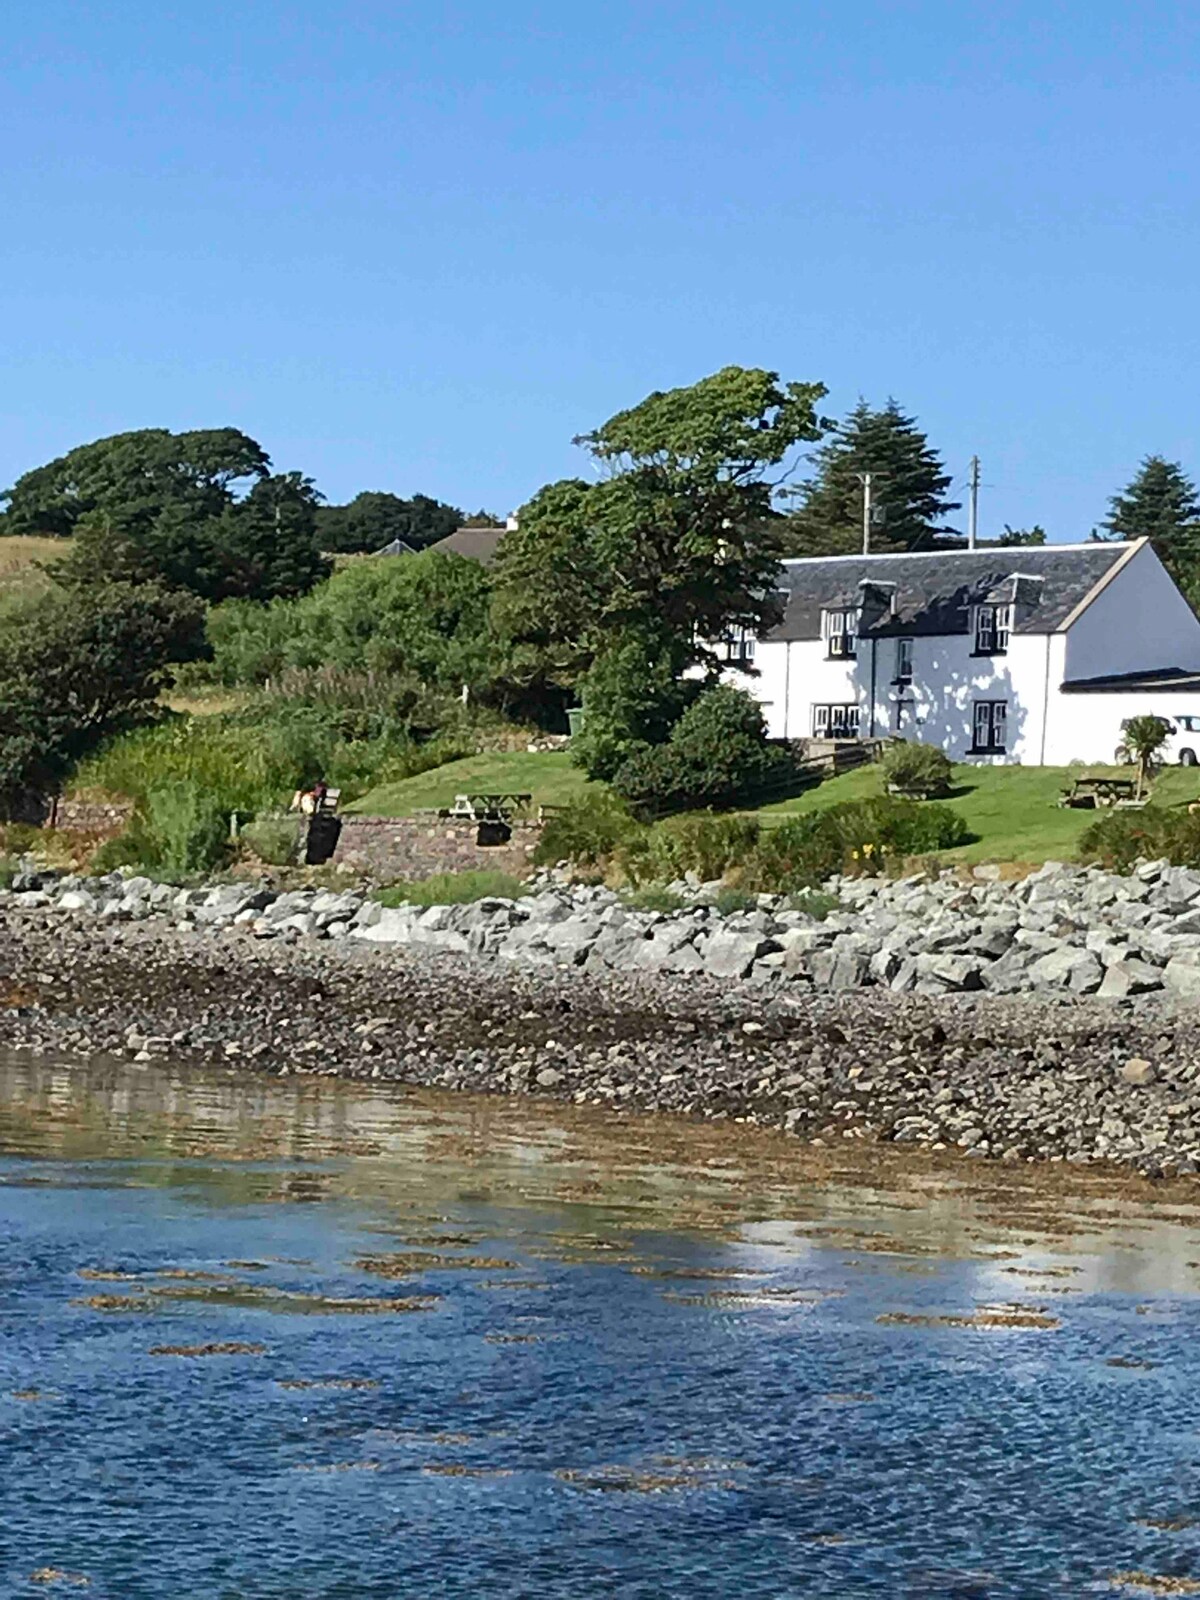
[1116,714,1200,767]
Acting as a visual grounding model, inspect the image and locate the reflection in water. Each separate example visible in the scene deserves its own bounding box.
[2,1050,1200,1598]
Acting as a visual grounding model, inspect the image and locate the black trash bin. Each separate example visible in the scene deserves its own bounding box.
[305,812,342,865]
[476,818,512,847]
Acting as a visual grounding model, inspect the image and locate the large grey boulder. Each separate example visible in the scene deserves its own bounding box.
[541,917,602,963]
[1163,957,1200,998]
[703,927,776,980]
[57,889,98,914]
[1027,947,1103,993]
[353,908,416,944]
[914,953,984,991]
[1098,959,1163,999]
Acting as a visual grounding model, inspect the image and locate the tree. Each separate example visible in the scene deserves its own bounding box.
[314,491,465,554]
[611,684,797,814]
[1,427,269,538]
[3,427,329,604]
[1117,713,1171,800]
[54,470,328,604]
[997,524,1047,546]
[491,366,831,769]
[781,399,960,555]
[0,583,206,810]
[206,548,495,693]
[1101,456,1200,606]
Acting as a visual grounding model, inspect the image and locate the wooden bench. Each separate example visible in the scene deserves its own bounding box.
[439,792,534,822]
[1058,776,1143,810]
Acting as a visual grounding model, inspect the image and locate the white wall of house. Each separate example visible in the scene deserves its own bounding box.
[733,632,1057,761]
[1064,542,1200,683]
[1043,690,1200,765]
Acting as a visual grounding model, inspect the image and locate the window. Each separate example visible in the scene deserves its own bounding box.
[972,700,1008,753]
[822,607,858,659]
[718,627,756,665]
[813,703,861,739]
[973,603,1012,656]
[894,637,913,683]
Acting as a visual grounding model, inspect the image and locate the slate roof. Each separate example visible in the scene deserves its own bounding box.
[769,541,1137,641]
[423,526,508,565]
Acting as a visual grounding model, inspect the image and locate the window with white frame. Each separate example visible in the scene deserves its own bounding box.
[894,637,913,683]
[972,700,1007,753]
[973,603,1012,655]
[812,703,861,739]
[821,607,859,659]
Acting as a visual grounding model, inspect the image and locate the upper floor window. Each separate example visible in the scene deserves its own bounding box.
[822,607,859,659]
[894,637,913,683]
[973,603,1012,656]
[718,627,756,666]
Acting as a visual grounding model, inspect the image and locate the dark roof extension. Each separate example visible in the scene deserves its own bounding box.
[1062,667,1200,694]
[423,526,508,565]
[768,541,1137,641]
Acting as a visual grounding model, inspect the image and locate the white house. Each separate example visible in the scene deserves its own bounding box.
[720,538,1200,766]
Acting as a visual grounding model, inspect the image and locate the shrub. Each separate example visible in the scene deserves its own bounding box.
[744,797,971,891]
[612,685,797,815]
[711,886,758,915]
[0,855,17,889]
[374,870,528,907]
[240,816,301,867]
[621,812,761,885]
[533,790,642,868]
[881,740,953,798]
[620,885,687,913]
[95,781,233,880]
[1079,807,1200,873]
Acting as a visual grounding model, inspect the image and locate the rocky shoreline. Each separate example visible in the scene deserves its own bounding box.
[3,860,1200,1176]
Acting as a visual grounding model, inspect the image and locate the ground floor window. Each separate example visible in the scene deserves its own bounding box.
[812,703,861,739]
[972,700,1007,753]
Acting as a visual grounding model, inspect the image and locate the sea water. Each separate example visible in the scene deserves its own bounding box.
[1,1052,1199,1598]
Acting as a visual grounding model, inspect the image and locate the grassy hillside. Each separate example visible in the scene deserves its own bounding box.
[346,750,593,816]
[349,748,1200,868]
[0,535,66,609]
[755,761,1200,866]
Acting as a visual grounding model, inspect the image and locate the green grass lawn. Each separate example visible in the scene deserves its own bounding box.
[753,761,1200,867]
[346,750,593,817]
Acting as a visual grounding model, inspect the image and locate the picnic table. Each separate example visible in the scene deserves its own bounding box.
[1057,775,1144,810]
[440,791,534,822]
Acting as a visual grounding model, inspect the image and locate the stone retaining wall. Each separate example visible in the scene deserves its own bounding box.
[49,797,134,834]
[334,815,542,881]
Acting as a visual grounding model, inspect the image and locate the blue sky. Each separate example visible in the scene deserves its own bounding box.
[3,2,1198,538]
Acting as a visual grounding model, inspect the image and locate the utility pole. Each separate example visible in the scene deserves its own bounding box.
[967,455,980,550]
[857,472,874,556]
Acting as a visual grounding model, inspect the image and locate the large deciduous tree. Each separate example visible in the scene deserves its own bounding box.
[781,399,960,555]
[491,365,831,776]
[1,427,269,538]
[3,428,329,603]
[0,583,206,810]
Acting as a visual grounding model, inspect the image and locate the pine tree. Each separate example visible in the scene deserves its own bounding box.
[780,399,960,556]
[1102,455,1200,609]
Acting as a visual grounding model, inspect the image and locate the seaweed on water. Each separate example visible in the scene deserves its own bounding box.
[1109,1576,1200,1596]
[277,1378,380,1391]
[877,1307,1061,1331]
[148,1342,266,1357]
[354,1253,518,1278]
